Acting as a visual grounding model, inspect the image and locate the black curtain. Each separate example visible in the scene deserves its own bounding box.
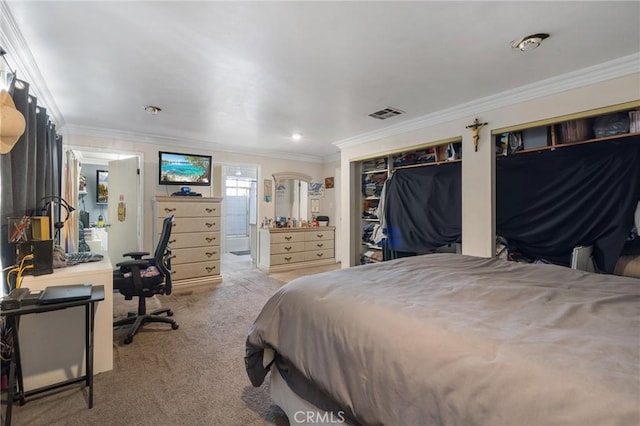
[496,137,640,273]
[384,162,462,255]
[0,79,62,285]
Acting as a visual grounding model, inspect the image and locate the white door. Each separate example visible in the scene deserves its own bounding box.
[107,156,141,265]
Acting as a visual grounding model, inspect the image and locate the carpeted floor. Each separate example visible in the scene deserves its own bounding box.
[5,263,338,426]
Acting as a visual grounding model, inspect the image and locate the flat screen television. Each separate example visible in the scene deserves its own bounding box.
[158,151,212,186]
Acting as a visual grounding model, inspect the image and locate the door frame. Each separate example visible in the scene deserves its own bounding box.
[64,144,145,253]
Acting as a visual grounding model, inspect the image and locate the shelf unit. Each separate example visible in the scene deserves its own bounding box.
[355,137,463,265]
[493,101,640,156]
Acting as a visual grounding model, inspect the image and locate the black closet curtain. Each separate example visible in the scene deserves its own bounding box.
[496,137,640,273]
[0,79,62,275]
[385,162,462,254]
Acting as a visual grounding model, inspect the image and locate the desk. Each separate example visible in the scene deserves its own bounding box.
[1,286,104,426]
[19,256,113,389]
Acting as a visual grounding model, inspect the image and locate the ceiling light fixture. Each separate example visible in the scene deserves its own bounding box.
[292,133,302,141]
[511,33,549,51]
[143,105,162,115]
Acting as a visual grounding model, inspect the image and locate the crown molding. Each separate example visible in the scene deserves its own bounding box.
[0,1,65,126]
[61,124,327,164]
[334,53,640,150]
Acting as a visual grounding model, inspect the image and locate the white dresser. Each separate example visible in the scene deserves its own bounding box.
[258,226,336,272]
[153,196,223,287]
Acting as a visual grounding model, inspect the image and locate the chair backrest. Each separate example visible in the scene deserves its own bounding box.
[155,215,174,293]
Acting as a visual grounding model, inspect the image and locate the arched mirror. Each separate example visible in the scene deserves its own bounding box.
[273,172,311,223]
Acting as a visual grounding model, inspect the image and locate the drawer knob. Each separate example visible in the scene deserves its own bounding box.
[206,222,216,228]
[205,266,217,273]
[285,246,292,251]
[164,207,176,213]
[205,207,216,213]
[317,253,324,257]
[169,239,176,244]
[317,243,324,248]
[284,256,292,262]
[316,234,323,238]
[285,236,292,241]
[205,237,216,242]
[206,251,216,257]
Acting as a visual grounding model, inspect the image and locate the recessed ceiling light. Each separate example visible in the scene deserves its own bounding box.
[511,33,549,51]
[143,105,162,115]
[292,133,302,141]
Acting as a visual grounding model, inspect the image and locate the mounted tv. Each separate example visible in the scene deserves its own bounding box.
[158,151,212,186]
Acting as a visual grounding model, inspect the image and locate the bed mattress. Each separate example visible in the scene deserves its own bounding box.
[246,254,640,425]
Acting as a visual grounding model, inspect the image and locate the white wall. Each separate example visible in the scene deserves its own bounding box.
[62,134,327,254]
[339,73,640,267]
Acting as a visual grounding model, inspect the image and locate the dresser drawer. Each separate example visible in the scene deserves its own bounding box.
[304,240,334,251]
[304,249,334,262]
[271,242,305,255]
[168,232,220,249]
[270,232,305,244]
[171,246,220,265]
[304,230,334,242]
[171,261,220,280]
[161,217,220,233]
[270,252,306,266]
[157,201,221,218]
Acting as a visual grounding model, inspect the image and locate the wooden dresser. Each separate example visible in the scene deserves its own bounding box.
[258,226,336,272]
[153,196,223,287]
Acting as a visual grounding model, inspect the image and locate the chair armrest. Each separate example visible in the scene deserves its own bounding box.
[116,259,150,269]
[123,251,150,260]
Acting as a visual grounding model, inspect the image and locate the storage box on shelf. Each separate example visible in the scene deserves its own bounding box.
[152,196,223,287]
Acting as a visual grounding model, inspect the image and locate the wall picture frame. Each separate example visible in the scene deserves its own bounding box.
[96,170,108,204]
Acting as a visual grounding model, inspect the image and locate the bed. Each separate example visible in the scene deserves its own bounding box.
[245,254,640,425]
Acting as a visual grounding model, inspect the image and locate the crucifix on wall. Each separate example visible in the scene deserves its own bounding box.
[466,118,488,152]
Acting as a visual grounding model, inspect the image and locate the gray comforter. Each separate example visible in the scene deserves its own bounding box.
[246,254,640,425]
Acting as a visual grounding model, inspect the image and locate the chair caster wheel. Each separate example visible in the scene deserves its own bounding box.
[124,336,133,344]
[172,323,179,330]
[167,310,174,317]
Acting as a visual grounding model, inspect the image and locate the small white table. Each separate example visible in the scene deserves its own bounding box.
[18,255,113,390]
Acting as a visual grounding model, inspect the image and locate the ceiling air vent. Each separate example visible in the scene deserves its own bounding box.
[368,107,405,120]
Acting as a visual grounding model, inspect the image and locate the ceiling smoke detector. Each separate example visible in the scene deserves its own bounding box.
[143,105,162,115]
[511,33,549,51]
[368,107,405,120]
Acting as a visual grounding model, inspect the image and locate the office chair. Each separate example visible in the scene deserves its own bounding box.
[113,215,178,344]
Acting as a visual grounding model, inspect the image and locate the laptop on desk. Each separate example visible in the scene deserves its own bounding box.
[38,284,93,304]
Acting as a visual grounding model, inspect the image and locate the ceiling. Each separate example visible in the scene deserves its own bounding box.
[2,1,639,162]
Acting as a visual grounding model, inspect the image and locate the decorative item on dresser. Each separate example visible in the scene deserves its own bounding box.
[258,227,336,272]
[152,196,223,287]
